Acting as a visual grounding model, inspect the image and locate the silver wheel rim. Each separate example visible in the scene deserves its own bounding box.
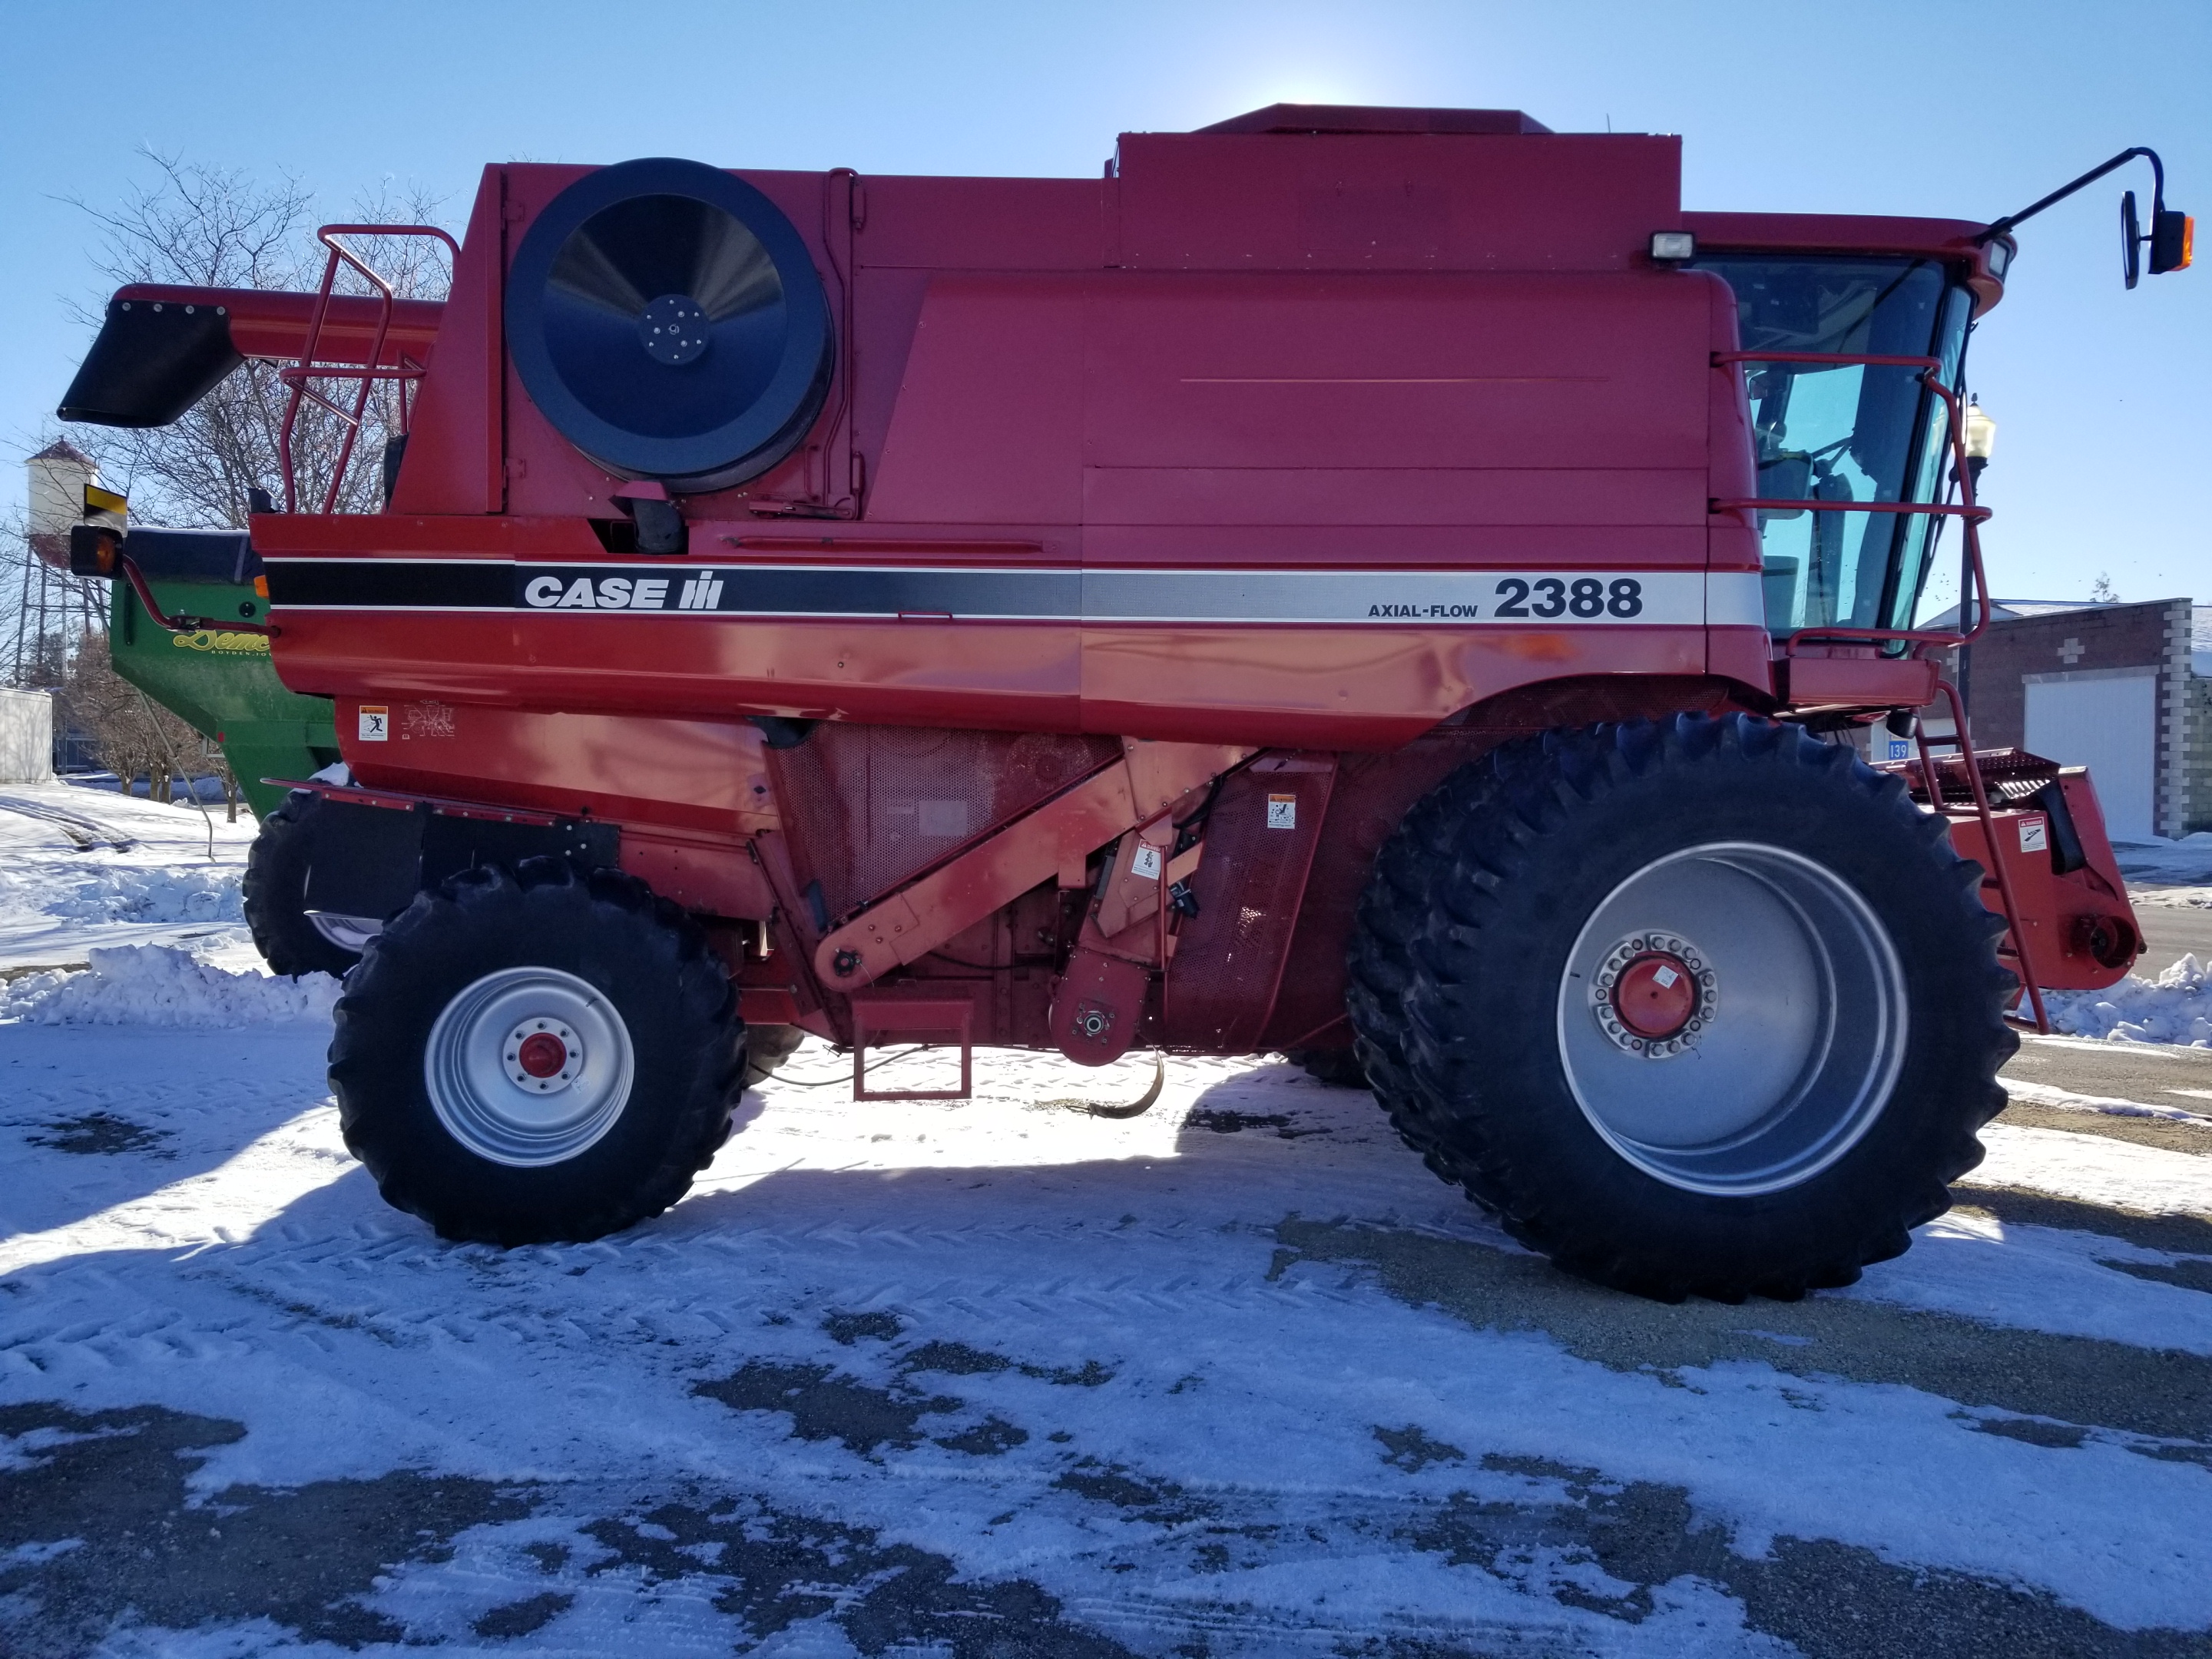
[1556,842,1907,1196]
[424,966,635,1167]
[308,911,382,953]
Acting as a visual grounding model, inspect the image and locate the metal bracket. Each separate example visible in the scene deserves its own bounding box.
[812,739,1253,988]
[852,995,974,1101]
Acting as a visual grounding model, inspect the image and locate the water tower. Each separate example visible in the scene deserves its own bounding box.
[12,440,108,684]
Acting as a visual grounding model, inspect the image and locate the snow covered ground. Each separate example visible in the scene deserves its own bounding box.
[0,780,261,975]
[5,792,2212,1657]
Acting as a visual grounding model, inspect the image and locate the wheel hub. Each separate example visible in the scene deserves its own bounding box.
[1558,844,1909,1197]
[1591,933,1715,1058]
[507,1022,581,1091]
[425,968,634,1167]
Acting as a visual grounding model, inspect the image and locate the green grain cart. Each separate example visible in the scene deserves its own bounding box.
[108,535,336,820]
[99,525,356,976]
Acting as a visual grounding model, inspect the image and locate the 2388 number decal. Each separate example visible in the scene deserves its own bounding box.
[1493,577,1643,619]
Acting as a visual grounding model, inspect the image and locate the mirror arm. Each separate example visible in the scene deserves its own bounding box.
[1978,147,2164,243]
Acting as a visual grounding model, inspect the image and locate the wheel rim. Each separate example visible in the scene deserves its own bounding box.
[424,966,636,1167]
[308,912,382,954]
[1555,842,1907,1197]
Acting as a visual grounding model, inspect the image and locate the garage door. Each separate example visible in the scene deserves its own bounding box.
[2023,671,2157,843]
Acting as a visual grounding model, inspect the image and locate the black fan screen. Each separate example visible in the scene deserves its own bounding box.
[508,158,833,492]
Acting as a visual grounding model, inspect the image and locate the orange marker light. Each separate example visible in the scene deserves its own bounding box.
[253,575,270,598]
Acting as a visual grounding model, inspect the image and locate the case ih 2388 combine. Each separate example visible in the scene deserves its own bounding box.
[57,108,2192,1300]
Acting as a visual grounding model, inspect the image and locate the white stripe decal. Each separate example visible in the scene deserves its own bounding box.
[1704,571,1767,629]
[269,561,1764,629]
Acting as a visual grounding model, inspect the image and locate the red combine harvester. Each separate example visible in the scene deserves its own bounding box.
[58,109,2192,1299]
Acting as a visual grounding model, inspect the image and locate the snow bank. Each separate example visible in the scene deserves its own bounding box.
[0,944,337,1028]
[2002,1076,2212,1124]
[0,861,242,927]
[2044,953,2210,1048]
[2131,886,2212,909]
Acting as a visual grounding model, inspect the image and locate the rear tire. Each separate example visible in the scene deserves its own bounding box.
[1353,713,2015,1303]
[241,791,362,979]
[331,859,742,1244]
[1346,762,1513,1203]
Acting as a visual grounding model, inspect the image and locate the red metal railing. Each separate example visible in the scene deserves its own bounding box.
[117,555,277,640]
[279,224,459,514]
[1710,351,1995,651]
[1711,347,2045,1029]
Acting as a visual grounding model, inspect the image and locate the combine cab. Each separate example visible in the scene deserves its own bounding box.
[56,108,2187,1299]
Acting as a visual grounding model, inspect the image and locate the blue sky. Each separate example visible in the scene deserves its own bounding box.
[2,0,2203,604]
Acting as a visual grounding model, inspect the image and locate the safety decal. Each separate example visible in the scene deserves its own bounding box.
[1267,794,1296,830]
[358,705,390,742]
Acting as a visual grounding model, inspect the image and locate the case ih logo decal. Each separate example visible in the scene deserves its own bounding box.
[272,561,1757,627]
[522,573,731,611]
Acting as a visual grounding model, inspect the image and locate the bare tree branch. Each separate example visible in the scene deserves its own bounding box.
[47,150,452,531]
[6,154,455,803]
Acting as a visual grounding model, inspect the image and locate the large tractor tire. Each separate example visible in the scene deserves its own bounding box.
[1346,762,1515,1204]
[331,859,744,1245]
[1352,713,2016,1303]
[241,790,366,980]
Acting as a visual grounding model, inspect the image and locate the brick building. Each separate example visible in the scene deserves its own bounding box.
[1928,598,2206,842]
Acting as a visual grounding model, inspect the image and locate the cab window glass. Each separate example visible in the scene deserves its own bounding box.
[1692,256,1970,639]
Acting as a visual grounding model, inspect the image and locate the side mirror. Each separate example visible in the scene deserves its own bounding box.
[1985,148,2188,290]
[2123,188,2193,287]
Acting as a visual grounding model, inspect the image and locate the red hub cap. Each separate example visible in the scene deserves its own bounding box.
[515,1031,569,1079]
[1611,952,1698,1040]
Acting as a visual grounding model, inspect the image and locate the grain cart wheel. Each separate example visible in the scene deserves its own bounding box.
[242,790,367,980]
[1356,713,2016,1303]
[331,859,743,1245]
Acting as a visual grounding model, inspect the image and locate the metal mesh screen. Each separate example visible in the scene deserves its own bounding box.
[770,726,1121,922]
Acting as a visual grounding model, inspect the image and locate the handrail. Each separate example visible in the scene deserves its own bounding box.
[279,224,459,515]
[1713,351,1942,369]
[118,556,277,638]
[1712,499,1988,518]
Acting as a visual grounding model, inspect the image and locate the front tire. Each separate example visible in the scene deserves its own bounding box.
[1356,714,2016,1303]
[331,859,743,1244]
